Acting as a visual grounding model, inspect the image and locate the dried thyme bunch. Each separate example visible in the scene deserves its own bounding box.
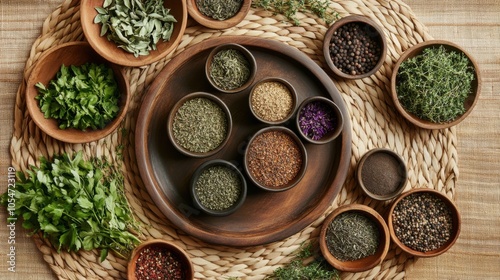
[94,0,176,57]
[396,45,475,123]
[252,0,340,25]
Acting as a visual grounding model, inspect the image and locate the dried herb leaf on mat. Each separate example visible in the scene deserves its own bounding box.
[1,151,140,262]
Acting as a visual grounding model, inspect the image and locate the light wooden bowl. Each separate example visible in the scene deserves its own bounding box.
[319,204,390,272]
[386,188,461,258]
[390,40,481,129]
[128,239,193,280]
[187,0,251,29]
[80,0,187,67]
[323,15,387,80]
[26,41,129,144]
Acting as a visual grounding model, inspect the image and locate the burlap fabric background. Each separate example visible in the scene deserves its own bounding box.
[10,0,457,279]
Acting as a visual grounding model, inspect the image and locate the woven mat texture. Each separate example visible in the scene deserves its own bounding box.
[10,0,458,279]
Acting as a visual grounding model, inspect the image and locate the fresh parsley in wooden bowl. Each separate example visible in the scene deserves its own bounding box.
[80,0,187,67]
[390,40,481,129]
[26,41,130,143]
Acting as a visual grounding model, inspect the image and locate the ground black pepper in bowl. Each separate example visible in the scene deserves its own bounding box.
[323,15,386,79]
[388,189,461,257]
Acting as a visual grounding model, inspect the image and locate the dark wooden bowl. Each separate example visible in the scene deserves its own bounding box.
[323,15,387,80]
[356,148,407,201]
[26,41,129,144]
[319,204,390,272]
[386,188,461,258]
[167,92,233,158]
[128,239,193,280]
[244,126,307,192]
[187,0,251,29]
[295,96,344,144]
[190,159,247,216]
[249,77,297,125]
[390,40,481,129]
[80,0,187,67]
[205,43,257,93]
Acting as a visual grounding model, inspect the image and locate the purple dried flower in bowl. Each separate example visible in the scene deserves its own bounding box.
[296,96,344,144]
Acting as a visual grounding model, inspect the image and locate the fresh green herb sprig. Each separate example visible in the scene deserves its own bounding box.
[35,63,120,131]
[252,0,340,26]
[1,151,140,262]
[396,45,475,123]
[265,243,339,280]
[94,0,176,57]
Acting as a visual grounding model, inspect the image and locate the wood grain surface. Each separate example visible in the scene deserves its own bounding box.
[0,0,498,279]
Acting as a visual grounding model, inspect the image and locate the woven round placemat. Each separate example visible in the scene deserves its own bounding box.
[11,0,459,279]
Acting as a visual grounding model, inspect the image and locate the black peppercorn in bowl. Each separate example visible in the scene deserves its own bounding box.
[319,204,390,272]
[190,159,247,216]
[323,15,387,80]
[244,126,307,192]
[205,43,257,93]
[390,40,481,129]
[249,77,298,125]
[387,188,461,258]
[167,92,233,158]
[187,0,251,30]
[128,239,194,280]
[295,96,344,144]
[356,148,407,201]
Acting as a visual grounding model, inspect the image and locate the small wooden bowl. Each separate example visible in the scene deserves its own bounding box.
[244,126,307,192]
[319,204,390,272]
[387,188,461,258]
[249,77,297,125]
[187,0,251,29]
[323,15,387,79]
[205,43,257,93]
[167,92,232,158]
[128,239,194,280]
[356,148,407,201]
[190,159,247,216]
[296,96,344,144]
[80,0,187,67]
[26,41,129,144]
[390,40,481,129]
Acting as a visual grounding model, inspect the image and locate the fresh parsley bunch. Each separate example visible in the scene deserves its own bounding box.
[35,63,120,131]
[1,151,140,261]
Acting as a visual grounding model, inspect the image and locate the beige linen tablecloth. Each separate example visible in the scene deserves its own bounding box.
[0,0,498,279]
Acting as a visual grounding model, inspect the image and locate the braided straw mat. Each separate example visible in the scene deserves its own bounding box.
[11,0,458,279]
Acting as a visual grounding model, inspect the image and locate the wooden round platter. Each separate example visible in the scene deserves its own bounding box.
[135,36,351,247]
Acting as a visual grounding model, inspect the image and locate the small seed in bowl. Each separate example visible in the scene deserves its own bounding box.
[251,81,293,122]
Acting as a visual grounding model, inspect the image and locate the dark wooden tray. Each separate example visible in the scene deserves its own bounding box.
[135,36,351,247]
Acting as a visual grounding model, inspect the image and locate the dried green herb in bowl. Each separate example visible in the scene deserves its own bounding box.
[196,0,243,20]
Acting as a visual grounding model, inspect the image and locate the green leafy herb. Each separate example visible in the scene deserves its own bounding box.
[252,0,340,26]
[396,45,475,123]
[35,63,120,131]
[196,0,243,20]
[265,243,340,280]
[209,49,250,90]
[94,0,177,57]
[0,151,140,262]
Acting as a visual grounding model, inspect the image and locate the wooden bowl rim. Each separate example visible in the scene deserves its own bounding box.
[319,204,390,272]
[190,159,248,216]
[356,148,407,201]
[295,96,344,144]
[166,92,233,158]
[80,0,188,67]
[386,188,462,258]
[25,41,130,144]
[249,77,298,125]
[390,39,482,129]
[127,239,194,280]
[186,0,251,29]
[322,15,388,80]
[244,126,308,192]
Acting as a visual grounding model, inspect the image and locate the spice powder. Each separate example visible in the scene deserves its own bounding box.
[251,81,293,122]
[247,130,303,189]
[361,152,404,196]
